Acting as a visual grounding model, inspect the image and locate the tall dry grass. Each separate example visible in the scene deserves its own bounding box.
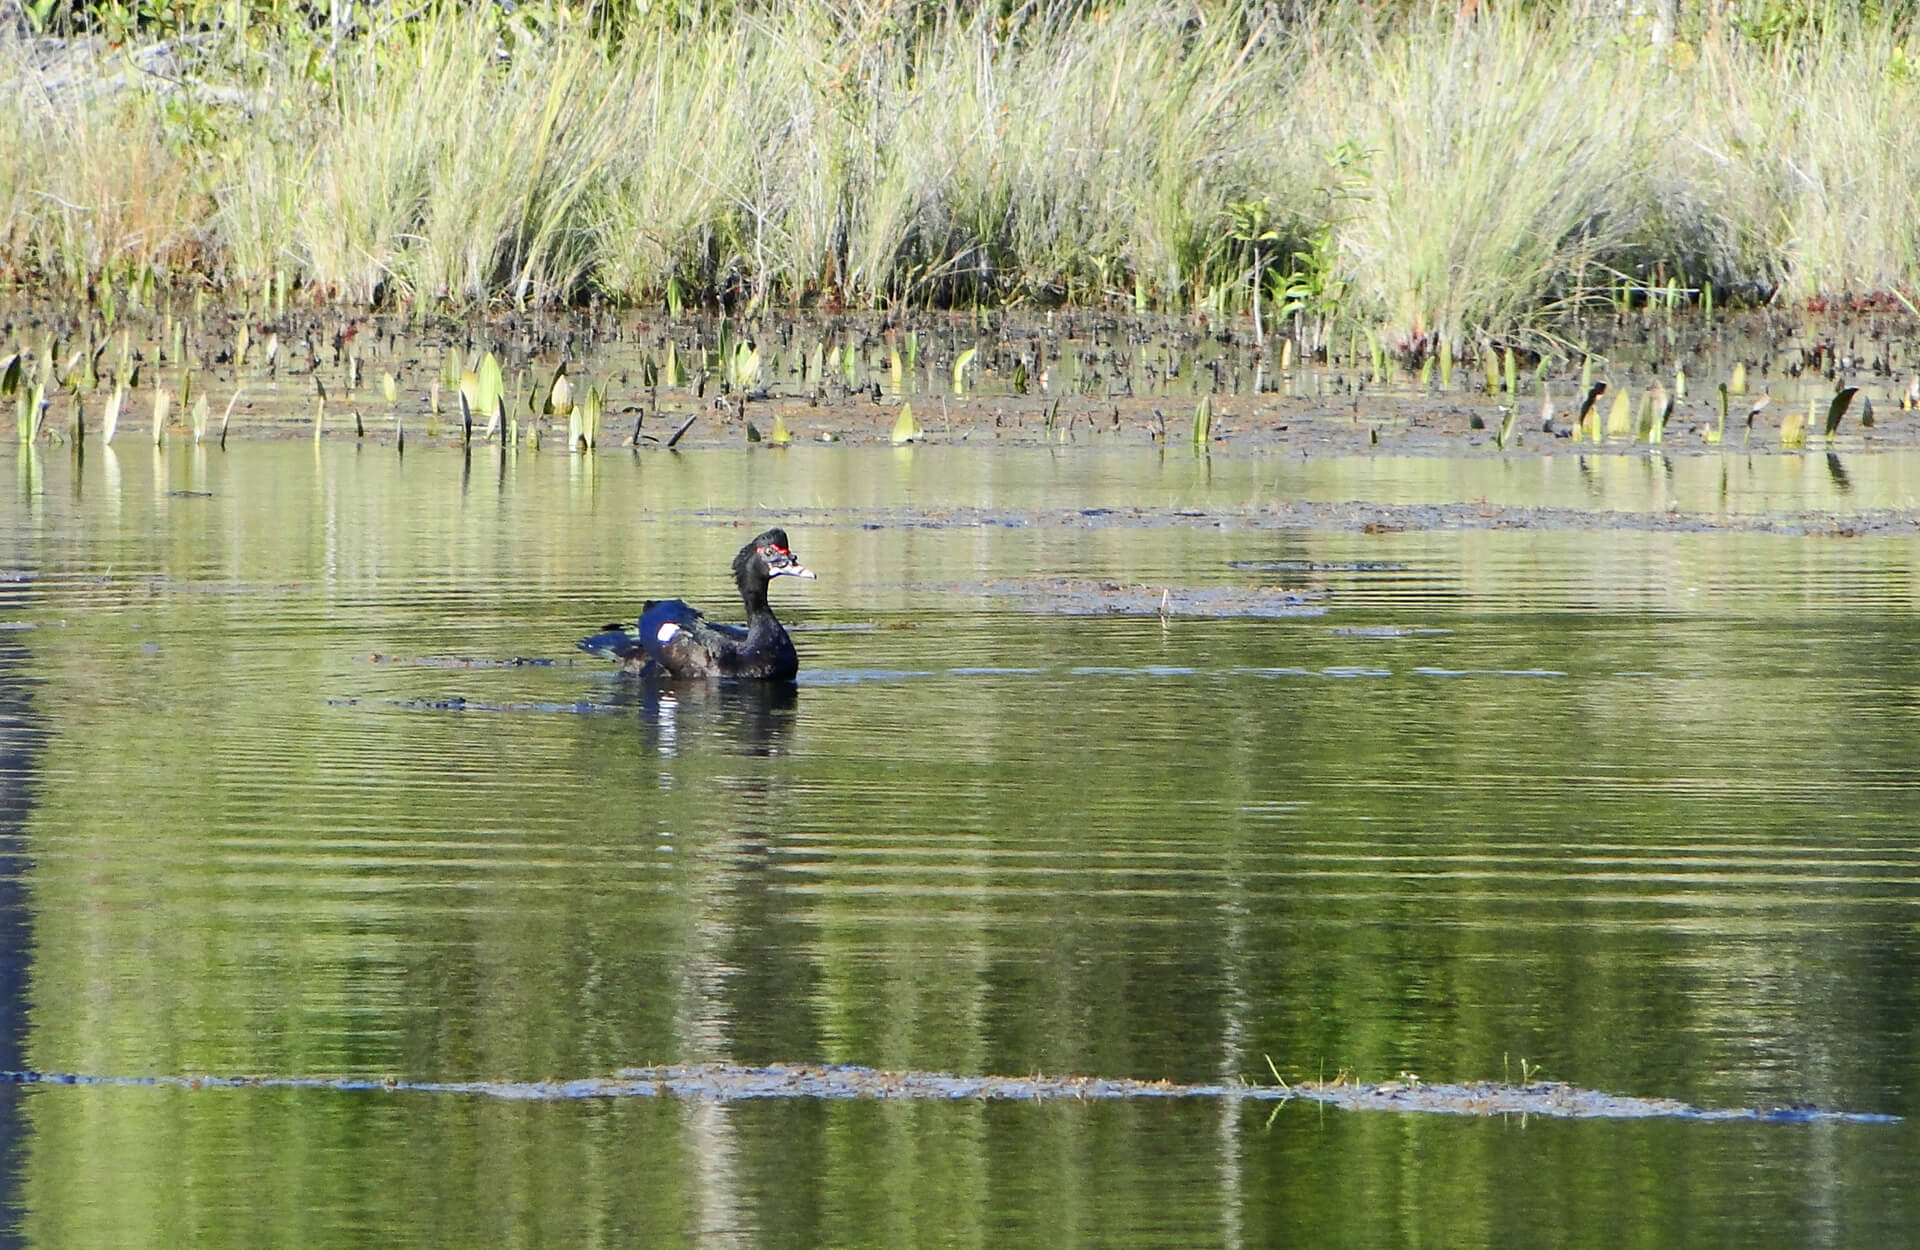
[1687,25,1920,306]
[6,60,203,291]
[2,3,1919,351]
[1323,13,1673,351]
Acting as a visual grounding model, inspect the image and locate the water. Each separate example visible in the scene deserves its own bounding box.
[0,440,1915,1247]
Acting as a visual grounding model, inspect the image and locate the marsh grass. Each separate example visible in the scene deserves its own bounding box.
[1676,25,1920,307]
[10,74,202,294]
[1332,12,1668,354]
[5,4,1920,354]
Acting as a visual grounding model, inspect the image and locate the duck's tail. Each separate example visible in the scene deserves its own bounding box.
[578,624,647,662]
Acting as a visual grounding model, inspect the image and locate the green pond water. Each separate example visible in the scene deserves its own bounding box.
[0,440,1913,1247]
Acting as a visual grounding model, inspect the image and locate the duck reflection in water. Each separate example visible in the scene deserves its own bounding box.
[599,672,798,760]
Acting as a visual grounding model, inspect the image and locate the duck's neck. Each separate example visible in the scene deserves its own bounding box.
[738,570,783,644]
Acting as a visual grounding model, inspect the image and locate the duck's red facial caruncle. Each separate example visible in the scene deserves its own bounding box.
[761,542,817,580]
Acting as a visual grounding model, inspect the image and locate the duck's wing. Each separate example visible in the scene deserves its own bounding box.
[638,599,746,677]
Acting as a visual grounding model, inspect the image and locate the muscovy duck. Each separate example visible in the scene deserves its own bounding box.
[579,528,816,679]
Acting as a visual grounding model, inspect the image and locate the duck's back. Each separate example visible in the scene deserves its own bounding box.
[639,598,786,679]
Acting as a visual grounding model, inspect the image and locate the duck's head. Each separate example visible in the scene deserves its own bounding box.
[735,528,817,583]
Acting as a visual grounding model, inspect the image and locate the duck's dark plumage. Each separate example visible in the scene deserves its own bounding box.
[580,528,815,680]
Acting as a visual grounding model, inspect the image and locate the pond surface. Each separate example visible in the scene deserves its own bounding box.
[0,441,1914,1247]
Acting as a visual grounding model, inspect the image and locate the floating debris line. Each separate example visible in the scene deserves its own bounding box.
[0,1065,1896,1123]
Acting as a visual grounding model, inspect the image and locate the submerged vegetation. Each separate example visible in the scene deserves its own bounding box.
[6,0,1920,355]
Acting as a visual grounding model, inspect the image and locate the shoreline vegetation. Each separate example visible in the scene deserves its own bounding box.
[6,0,1920,358]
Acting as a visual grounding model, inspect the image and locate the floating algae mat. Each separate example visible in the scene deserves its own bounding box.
[0,1066,1896,1122]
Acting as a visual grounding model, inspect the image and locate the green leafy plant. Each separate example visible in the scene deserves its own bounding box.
[1824,385,1859,437]
[890,402,923,445]
[1222,197,1282,347]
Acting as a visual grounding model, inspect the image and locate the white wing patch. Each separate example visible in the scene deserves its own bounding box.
[655,622,681,644]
